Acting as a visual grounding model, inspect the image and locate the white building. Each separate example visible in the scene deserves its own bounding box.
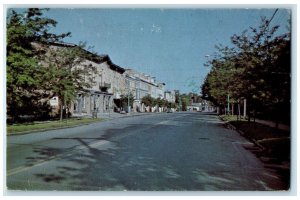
[124,69,168,112]
[72,54,126,116]
[164,90,176,103]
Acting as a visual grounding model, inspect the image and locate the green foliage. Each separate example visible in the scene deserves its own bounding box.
[6,8,70,122]
[178,93,202,111]
[7,118,104,135]
[202,17,291,122]
[41,43,98,103]
[155,98,168,108]
[141,95,175,111]
[174,90,180,104]
[168,102,176,109]
[120,93,135,108]
[141,95,155,107]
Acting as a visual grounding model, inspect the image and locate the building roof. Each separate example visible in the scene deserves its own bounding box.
[105,56,125,74]
[44,41,125,74]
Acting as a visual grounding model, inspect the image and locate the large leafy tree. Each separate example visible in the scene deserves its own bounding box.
[120,93,134,109]
[39,43,98,120]
[230,17,290,121]
[7,8,70,122]
[141,95,155,107]
[202,16,291,123]
[7,8,100,122]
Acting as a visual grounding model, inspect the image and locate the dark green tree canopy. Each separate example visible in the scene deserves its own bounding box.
[141,95,155,107]
[120,93,134,108]
[7,8,71,121]
[6,8,98,122]
[201,16,290,121]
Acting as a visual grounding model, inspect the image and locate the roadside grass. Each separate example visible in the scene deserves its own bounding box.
[220,115,247,122]
[220,115,290,162]
[7,118,105,135]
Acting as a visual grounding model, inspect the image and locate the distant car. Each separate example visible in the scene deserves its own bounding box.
[167,109,173,113]
[120,110,126,114]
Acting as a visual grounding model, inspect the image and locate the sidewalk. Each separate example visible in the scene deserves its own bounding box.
[7,112,165,135]
[255,119,290,132]
[74,111,164,120]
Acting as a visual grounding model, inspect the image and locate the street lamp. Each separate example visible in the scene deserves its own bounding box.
[127,78,131,114]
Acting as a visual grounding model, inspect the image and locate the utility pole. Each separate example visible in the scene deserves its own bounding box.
[243,99,247,119]
[127,78,131,114]
[128,92,130,113]
[227,94,230,115]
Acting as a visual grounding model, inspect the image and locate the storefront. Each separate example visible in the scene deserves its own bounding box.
[72,90,113,116]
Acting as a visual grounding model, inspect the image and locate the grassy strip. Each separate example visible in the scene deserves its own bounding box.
[7,118,104,135]
[220,115,247,122]
[220,115,290,161]
[220,115,289,139]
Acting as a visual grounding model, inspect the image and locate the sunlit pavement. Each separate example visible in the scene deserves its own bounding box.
[6,112,287,191]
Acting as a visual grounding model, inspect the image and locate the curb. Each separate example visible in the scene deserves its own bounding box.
[97,111,167,120]
[7,119,106,136]
[7,112,167,136]
[219,116,264,150]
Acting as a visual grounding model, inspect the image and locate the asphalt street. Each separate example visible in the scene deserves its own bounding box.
[6,112,286,191]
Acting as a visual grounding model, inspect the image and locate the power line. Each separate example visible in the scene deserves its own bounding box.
[265,8,279,29]
[272,10,282,26]
[255,8,279,42]
[260,9,278,31]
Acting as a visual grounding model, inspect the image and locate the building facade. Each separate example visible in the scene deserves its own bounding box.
[39,42,177,117]
[124,69,169,112]
[71,55,126,116]
[164,90,176,103]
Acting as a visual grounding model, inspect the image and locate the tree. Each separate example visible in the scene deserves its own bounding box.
[201,49,238,114]
[120,93,134,111]
[229,17,290,121]
[141,95,155,107]
[155,98,166,108]
[39,43,98,121]
[167,102,176,109]
[6,8,70,122]
[201,16,291,123]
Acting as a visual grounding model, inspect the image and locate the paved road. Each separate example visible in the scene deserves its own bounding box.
[6,112,286,191]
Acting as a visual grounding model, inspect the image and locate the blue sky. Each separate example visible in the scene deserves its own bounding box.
[17,8,291,93]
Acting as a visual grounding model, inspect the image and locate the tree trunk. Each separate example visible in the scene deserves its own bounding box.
[64,93,68,121]
[243,99,247,119]
[231,103,234,116]
[60,97,63,121]
[248,107,251,124]
[60,104,63,121]
[236,103,238,121]
[238,103,241,121]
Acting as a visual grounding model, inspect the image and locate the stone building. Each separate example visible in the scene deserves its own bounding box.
[124,69,167,112]
[38,41,126,117]
[37,41,176,117]
[71,54,126,116]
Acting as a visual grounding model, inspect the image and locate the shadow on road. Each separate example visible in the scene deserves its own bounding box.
[15,113,287,191]
[22,123,190,190]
